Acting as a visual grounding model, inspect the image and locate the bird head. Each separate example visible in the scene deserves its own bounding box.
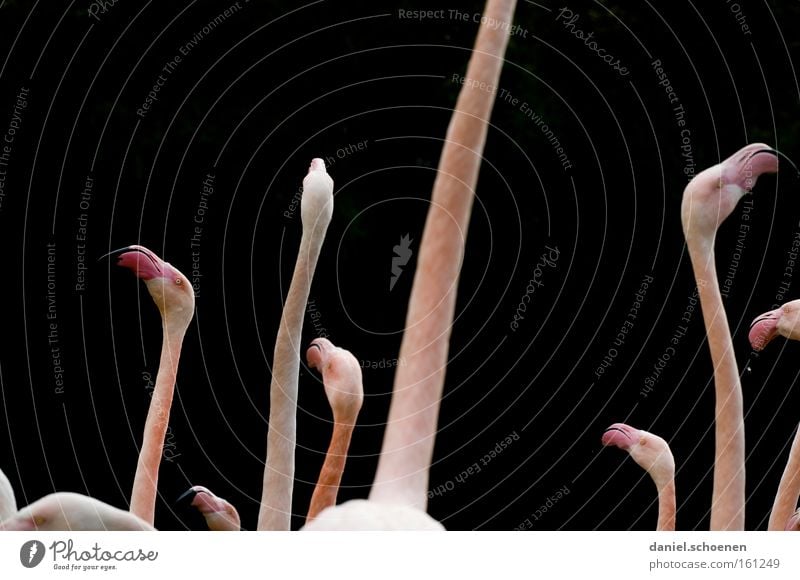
[681,143,778,239]
[301,159,334,234]
[749,299,800,351]
[107,245,195,328]
[307,338,364,420]
[602,423,675,488]
[177,486,240,531]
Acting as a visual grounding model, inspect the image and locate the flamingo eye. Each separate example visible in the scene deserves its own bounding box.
[175,278,182,285]
[639,437,647,446]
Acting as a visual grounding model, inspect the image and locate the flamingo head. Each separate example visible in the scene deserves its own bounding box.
[681,143,778,238]
[786,508,800,531]
[108,245,195,325]
[749,299,800,351]
[0,492,153,531]
[602,423,675,488]
[301,159,334,233]
[177,486,240,531]
[307,338,364,420]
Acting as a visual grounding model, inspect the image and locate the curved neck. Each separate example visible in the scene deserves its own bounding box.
[129,319,187,525]
[258,229,326,530]
[686,236,745,530]
[655,479,677,531]
[769,424,800,530]
[369,0,517,510]
[306,411,357,523]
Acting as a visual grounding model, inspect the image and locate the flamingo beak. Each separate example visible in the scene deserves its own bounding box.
[601,424,637,450]
[749,310,780,351]
[0,514,37,531]
[307,338,328,371]
[101,245,164,281]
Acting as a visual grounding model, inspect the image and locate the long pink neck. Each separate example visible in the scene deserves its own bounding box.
[769,424,800,530]
[656,479,677,531]
[369,0,517,510]
[686,236,745,530]
[129,321,186,525]
[306,410,357,523]
[258,230,326,530]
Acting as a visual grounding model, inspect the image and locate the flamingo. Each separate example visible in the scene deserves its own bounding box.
[681,143,779,530]
[304,338,364,523]
[303,0,516,530]
[177,486,240,531]
[0,468,16,521]
[787,508,800,531]
[602,423,676,531]
[0,492,154,531]
[748,299,800,530]
[108,245,195,525]
[258,159,334,530]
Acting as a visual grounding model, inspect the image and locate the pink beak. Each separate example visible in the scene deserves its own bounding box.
[749,309,780,351]
[0,515,36,531]
[307,338,331,371]
[190,487,225,515]
[105,245,164,281]
[602,423,638,450]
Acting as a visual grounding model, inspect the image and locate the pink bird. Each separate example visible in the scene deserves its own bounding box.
[749,299,800,530]
[0,468,16,521]
[177,486,240,531]
[304,338,364,523]
[109,245,195,525]
[304,0,516,530]
[602,423,676,531]
[787,508,800,531]
[681,143,779,530]
[258,159,334,530]
[0,492,154,531]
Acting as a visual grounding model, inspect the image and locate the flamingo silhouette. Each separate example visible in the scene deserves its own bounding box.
[681,143,779,529]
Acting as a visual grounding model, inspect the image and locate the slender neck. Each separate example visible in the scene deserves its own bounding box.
[655,478,677,531]
[258,229,326,530]
[369,0,517,510]
[686,235,746,530]
[306,410,357,523]
[129,319,186,525]
[769,424,800,530]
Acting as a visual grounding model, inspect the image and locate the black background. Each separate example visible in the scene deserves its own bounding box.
[1,0,800,531]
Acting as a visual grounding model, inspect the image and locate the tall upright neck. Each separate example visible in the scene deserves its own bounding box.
[306,410,357,523]
[686,235,745,530]
[768,424,800,530]
[258,230,326,530]
[129,319,186,525]
[370,0,517,510]
[655,479,677,531]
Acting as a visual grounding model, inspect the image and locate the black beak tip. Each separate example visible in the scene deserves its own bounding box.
[175,487,198,507]
[97,246,132,263]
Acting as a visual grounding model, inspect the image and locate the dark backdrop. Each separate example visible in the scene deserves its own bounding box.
[0,0,799,530]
